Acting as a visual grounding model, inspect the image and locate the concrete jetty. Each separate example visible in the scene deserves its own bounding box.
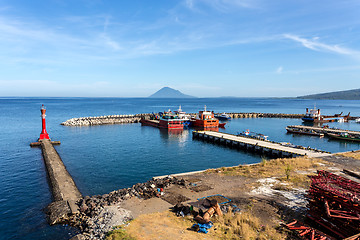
[193,131,331,158]
[39,139,82,201]
[31,139,82,224]
[31,105,82,224]
[287,125,360,135]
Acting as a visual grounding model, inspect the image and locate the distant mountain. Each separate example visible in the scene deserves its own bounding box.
[297,88,360,100]
[149,87,195,98]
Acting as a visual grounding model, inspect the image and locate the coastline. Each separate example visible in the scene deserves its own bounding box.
[69,151,360,239]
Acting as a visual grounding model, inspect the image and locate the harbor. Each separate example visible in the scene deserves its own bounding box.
[61,112,307,126]
[3,98,360,240]
[192,130,331,158]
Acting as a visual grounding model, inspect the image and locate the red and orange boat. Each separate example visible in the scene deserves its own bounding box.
[191,106,222,128]
[140,110,184,130]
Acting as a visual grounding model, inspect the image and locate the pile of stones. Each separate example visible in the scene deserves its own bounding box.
[61,114,152,126]
[67,176,186,239]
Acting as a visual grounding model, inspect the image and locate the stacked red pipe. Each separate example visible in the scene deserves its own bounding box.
[307,170,360,239]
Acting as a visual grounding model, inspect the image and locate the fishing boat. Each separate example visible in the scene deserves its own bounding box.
[140,110,184,130]
[237,129,268,141]
[174,105,191,127]
[191,106,220,128]
[326,132,360,142]
[214,113,231,120]
[302,107,350,123]
[286,126,324,137]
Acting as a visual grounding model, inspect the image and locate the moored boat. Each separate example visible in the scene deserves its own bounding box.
[191,106,220,128]
[174,105,191,127]
[286,126,324,137]
[140,110,184,130]
[302,107,350,123]
[214,113,231,120]
[326,132,360,142]
[237,129,268,140]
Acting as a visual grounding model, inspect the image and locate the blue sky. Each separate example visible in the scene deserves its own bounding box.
[0,0,360,97]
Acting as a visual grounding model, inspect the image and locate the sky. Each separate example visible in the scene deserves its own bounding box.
[0,0,360,97]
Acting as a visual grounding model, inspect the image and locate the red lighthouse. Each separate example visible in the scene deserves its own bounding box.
[39,104,50,140]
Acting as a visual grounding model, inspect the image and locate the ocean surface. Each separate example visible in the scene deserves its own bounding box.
[1,97,360,240]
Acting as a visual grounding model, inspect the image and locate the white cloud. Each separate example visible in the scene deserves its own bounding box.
[185,0,194,10]
[284,34,360,56]
[101,34,121,51]
[183,0,256,11]
[276,66,283,74]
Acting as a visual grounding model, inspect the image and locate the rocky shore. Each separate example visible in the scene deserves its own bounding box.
[61,112,304,127]
[64,176,186,239]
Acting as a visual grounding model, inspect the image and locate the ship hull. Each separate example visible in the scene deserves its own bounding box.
[326,133,360,142]
[140,119,184,129]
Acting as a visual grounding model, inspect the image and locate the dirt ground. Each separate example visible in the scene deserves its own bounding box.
[110,152,360,240]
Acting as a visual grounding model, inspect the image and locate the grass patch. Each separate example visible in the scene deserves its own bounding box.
[337,151,360,160]
[107,209,287,240]
[206,157,329,188]
[106,226,136,240]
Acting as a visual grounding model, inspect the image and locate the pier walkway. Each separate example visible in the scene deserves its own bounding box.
[31,139,82,224]
[39,139,82,201]
[288,125,360,135]
[193,131,331,158]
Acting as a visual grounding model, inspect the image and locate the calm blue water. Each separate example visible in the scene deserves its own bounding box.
[0,98,360,240]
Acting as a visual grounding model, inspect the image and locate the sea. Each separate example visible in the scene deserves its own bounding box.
[0,97,360,240]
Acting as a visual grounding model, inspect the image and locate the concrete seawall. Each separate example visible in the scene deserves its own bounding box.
[31,139,82,225]
[61,112,304,126]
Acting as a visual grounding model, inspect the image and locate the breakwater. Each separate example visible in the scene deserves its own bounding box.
[31,139,82,225]
[61,114,152,126]
[61,112,304,126]
[226,112,304,119]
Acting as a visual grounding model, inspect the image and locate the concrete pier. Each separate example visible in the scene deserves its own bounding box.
[31,139,82,224]
[287,125,360,135]
[193,131,331,158]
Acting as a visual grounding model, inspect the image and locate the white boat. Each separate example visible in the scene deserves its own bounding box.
[355,118,360,123]
[174,105,191,126]
[214,113,232,120]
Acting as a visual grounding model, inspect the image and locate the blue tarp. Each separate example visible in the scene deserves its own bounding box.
[192,221,213,234]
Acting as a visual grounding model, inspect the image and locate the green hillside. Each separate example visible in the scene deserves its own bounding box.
[297,88,360,100]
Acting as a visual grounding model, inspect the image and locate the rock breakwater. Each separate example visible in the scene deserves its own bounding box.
[226,112,304,119]
[61,114,152,126]
[67,176,186,239]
